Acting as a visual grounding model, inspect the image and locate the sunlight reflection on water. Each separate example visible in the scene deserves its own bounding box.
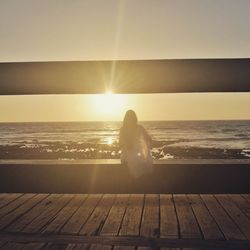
[106,137,113,145]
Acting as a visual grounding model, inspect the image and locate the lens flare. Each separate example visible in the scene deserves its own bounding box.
[91,91,127,116]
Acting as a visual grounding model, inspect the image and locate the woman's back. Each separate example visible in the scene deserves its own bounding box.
[119,124,151,153]
[119,121,153,178]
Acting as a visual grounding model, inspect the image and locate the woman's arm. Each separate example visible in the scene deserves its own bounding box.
[118,128,124,149]
[141,126,152,146]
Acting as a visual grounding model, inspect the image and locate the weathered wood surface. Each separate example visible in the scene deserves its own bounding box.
[0,194,250,249]
[1,59,250,95]
[1,161,250,194]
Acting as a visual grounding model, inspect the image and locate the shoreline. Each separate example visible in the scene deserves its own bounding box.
[0,142,249,160]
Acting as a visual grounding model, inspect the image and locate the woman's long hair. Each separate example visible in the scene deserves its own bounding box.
[121,110,138,149]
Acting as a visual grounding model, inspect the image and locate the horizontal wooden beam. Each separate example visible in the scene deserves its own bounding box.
[0,163,250,193]
[0,233,249,248]
[0,58,250,94]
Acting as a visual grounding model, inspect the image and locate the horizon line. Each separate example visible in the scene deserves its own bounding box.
[1,57,250,64]
[1,118,250,123]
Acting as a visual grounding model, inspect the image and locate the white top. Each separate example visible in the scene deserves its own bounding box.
[119,125,153,178]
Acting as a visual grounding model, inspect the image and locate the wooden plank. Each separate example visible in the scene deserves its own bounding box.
[205,248,227,250]
[6,194,62,232]
[42,243,69,249]
[0,193,35,219]
[160,194,178,239]
[0,233,250,249]
[0,194,48,230]
[187,195,224,240]
[66,244,89,250]
[2,59,250,95]
[0,193,8,202]
[61,194,102,235]
[215,195,250,240]
[79,194,116,236]
[174,195,202,239]
[229,194,250,218]
[182,249,205,250]
[21,243,45,250]
[242,194,250,203]
[201,194,246,240]
[113,246,135,250]
[101,194,129,236]
[73,245,131,250]
[43,194,88,234]
[0,242,24,249]
[119,194,144,236]
[0,241,7,248]
[65,244,75,250]
[140,194,159,237]
[22,194,74,233]
[160,248,181,250]
[89,244,112,250]
[0,193,23,209]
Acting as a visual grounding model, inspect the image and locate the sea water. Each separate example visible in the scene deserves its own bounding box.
[0,120,250,160]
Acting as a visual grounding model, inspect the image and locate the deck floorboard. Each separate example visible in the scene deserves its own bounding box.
[61,194,102,235]
[174,195,202,239]
[0,194,48,231]
[187,194,224,240]
[160,194,179,239]
[22,194,73,233]
[242,194,250,203]
[101,194,129,236]
[0,194,24,210]
[79,194,116,236]
[201,194,246,240]
[43,194,88,234]
[215,194,250,240]
[119,194,144,237]
[229,194,250,219]
[7,194,61,233]
[0,193,250,249]
[0,194,34,219]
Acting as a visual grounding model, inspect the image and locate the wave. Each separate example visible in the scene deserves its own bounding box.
[1,120,250,160]
[0,143,249,160]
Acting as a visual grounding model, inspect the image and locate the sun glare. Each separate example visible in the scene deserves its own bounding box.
[106,137,113,145]
[91,91,127,117]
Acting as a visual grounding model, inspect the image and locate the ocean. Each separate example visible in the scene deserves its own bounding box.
[0,120,250,160]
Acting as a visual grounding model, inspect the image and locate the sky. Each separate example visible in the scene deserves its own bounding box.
[0,0,250,122]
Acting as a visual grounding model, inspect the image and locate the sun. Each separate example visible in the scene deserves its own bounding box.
[91,91,127,117]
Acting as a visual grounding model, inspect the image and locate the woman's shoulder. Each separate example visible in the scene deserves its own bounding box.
[138,125,151,140]
[119,126,124,134]
[137,124,148,135]
[138,124,146,131]
[120,124,145,132]
[119,126,127,135]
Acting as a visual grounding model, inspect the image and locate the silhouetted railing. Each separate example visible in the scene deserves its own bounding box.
[1,58,250,94]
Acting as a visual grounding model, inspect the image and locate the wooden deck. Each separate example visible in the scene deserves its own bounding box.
[0,194,249,249]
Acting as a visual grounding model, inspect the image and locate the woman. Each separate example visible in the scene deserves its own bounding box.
[119,110,153,178]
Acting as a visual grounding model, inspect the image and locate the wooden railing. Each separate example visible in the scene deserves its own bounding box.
[0,59,250,193]
[0,159,249,193]
[1,58,250,94]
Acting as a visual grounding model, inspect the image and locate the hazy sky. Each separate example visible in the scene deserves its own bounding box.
[1,93,250,122]
[0,0,250,121]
